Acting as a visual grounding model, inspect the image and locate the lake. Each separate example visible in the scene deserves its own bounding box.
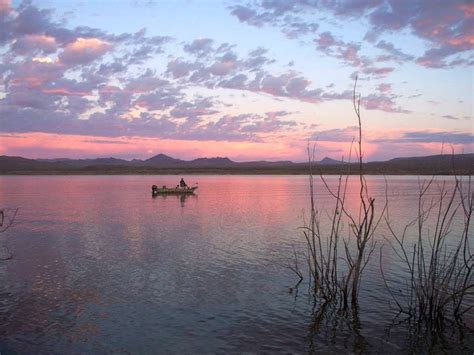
[0,175,472,354]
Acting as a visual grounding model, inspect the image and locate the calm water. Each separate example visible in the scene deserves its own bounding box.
[0,175,472,354]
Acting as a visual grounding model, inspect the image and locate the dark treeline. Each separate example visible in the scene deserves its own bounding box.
[0,153,472,175]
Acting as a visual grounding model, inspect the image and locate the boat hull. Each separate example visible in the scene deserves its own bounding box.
[152,186,198,195]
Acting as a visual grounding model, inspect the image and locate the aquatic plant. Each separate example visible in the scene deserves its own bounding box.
[0,208,18,260]
[381,170,473,328]
[295,76,386,309]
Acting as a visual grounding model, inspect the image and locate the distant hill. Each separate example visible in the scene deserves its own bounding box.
[319,157,343,165]
[364,153,473,175]
[144,154,185,167]
[0,153,472,175]
[188,157,234,167]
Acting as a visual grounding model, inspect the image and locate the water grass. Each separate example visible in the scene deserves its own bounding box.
[293,77,473,330]
[295,76,386,309]
[381,171,473,329]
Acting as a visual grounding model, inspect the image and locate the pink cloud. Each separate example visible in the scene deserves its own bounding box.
[12,34,57,54]
[364,93,410,113]
[459,3,474,18]
[59,37,112,65]
[41,88,90,96]
[0,0,11,13]
[316,32,337,48]
[377,83,392,93]
[7,59,64,90]
[447,34,474,47]
[210,60,237,75]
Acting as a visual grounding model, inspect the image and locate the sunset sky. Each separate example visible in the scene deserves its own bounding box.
[0,0,472,161]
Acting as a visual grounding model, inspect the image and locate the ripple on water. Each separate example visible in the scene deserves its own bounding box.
[0,175,472,353]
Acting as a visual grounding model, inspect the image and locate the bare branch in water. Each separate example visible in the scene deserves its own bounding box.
[381,159,473,329]
[292,74,385,309]
[0,208,18,260]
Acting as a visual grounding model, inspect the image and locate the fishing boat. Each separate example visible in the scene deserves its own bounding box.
[152,184,198,195]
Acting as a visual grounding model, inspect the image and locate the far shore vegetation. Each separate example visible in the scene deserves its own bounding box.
[0,154,472,176]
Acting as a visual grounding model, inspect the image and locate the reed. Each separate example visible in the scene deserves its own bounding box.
[0,208,18,260]
[294,76,386,309]
[381,170,473,328]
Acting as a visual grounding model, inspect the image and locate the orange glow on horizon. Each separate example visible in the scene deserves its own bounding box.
[0,131,471,162]
[0,133,303,161]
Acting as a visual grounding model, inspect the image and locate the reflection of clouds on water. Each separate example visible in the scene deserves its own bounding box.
[0,175,471,353]
[152,193,197,207]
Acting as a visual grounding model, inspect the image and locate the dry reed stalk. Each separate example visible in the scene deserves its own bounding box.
[0,208,18,260]
[381,170,473,328]
[293,75,386,309]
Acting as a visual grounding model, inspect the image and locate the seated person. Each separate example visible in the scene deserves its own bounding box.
[179,178,187,188]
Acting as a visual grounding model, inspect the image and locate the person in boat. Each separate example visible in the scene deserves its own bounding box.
[179,178,188,189]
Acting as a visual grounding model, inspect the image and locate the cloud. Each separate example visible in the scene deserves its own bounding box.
[229,0,474,69]
[218,73,248,89]
[281,19,319,39]
[11,34,57,55]
[375,131,473,145]
[0,97,298,142]
[0,0,414,149]
[81,139,131,145]
[240,111,298,133]
[311,126,359,142]
[6,58,64,89]
[375,40,414,62]
[59,37,112,65]
[170,97,218,121]
[441,114,460,121]
[313,31,395,77]
[230,5,269,27]
[362,66,394,77]
[404,131,473,145]
[377,83,392,93]
[125,69,169,93]
[315,31,338,50]
[0,0,12,13]
[209,51,239,75]
[184,38,214,55]
[368,1,473,67]
[167,58,201,78]
[256,72,321,102]
[363,93,411,113]
[134,87,184,111]
[41,78,96,96]
[230,3,319,39]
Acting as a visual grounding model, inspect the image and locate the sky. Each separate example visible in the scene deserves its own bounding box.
[0,0,472,162]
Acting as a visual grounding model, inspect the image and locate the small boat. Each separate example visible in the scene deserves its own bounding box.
[152,184,198,195]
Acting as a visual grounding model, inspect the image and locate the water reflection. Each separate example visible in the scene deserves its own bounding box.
[307,301,368,354]
[152,193,197,207]
[384,314,474,353]
[0,175,471,353]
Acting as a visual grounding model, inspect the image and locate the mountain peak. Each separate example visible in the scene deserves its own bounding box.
[189,157,234,166]
[146,153,179,162]
[319,157,342,165]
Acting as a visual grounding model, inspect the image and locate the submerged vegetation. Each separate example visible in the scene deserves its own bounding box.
[299,76,386,310]
[293,77,473,341]
[382,173,473,328]
[0,208,18,260]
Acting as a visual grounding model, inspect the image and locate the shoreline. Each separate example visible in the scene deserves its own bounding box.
[1,170,472,176]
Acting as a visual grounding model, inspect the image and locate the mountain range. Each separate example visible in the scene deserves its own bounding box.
[0,153,472,175]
